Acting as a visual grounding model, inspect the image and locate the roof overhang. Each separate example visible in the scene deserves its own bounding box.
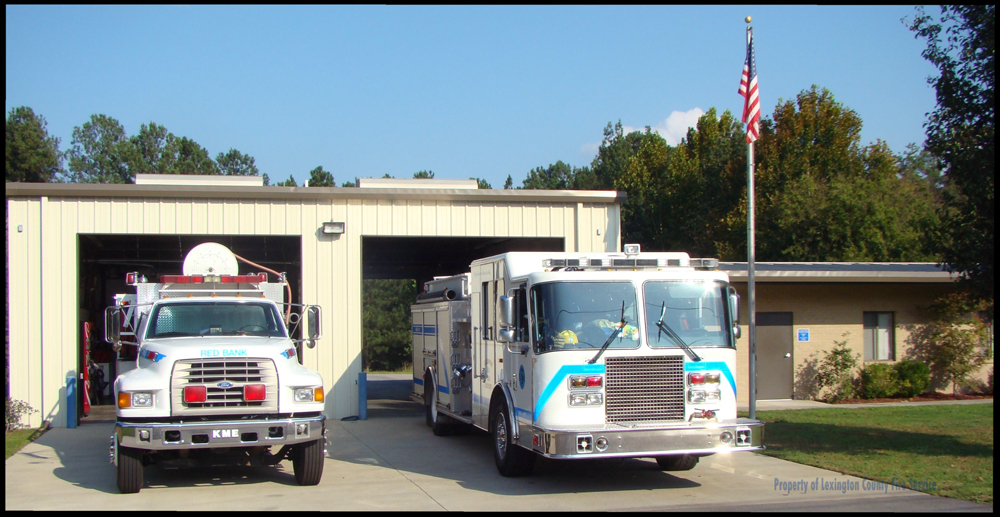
[719,262,956,283]
[5,182,625,204]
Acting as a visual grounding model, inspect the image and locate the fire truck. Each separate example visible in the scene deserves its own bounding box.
[412,245,763,476]
[105,243,326,493]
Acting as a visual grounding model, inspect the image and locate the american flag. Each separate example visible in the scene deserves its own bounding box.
[739,29,760,143]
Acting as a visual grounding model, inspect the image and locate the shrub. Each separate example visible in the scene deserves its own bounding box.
[815,334,860,402]
[5,398,38,433]
[860,363,899,399]
[910,292,993,395]
[893,360,931,398]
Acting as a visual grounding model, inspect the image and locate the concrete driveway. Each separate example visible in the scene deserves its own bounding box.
[5,374,992,511]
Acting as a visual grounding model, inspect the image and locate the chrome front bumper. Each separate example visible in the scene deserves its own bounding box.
[115,415,326,451]
[526,418,764,459]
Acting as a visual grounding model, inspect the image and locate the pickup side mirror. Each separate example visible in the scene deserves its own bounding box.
[105,307,122,351]
[306,305,322,348]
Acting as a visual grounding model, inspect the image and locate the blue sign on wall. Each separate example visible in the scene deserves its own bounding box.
[797,328,810,342]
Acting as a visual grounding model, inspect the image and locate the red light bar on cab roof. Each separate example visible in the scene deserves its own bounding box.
[160,273,267,284]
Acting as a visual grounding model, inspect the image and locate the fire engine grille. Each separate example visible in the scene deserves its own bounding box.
[171,359,279,416]
[605,356,685,424]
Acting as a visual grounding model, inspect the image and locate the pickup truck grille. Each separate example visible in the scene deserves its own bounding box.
[605,356,685,424]
[171,358,279,416]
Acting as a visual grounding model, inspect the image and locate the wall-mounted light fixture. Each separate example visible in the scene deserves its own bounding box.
[322,221,346,235]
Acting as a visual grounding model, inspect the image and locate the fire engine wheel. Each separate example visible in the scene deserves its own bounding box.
[425,374,452,436]
[654,454,699,471]
[490,400,536,477]
[292,438,325,486]
[116,444,144,494]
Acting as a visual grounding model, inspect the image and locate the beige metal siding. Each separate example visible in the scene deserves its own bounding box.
[6,191,617,425]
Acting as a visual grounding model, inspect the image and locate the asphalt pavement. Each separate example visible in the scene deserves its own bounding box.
[5,374,992,511]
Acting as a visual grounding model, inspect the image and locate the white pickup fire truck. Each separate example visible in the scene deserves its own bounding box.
[105,243,326,493]
[412,245,763,476]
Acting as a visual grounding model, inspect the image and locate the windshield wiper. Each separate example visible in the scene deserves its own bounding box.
[588,301,625,365]
[657,302,701,362]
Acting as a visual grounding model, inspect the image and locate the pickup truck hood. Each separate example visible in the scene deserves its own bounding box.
[139,335,296,362]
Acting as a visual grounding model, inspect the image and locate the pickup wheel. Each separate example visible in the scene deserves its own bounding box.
[116,444,144,494]
[490,399,536,477]
[654,454,699,471]
[292,438,325,486]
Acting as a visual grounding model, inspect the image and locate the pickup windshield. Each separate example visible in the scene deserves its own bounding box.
[146,301,287,339]
[643,280,732,348]
[531,281,640,352]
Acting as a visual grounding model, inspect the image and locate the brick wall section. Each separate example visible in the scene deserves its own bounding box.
[729,282,992,401]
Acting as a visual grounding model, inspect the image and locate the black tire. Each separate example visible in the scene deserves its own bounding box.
[116,443,144,494]
[655,454,699,471]
[425,374,452,436]
[293,438,325,486]
[490,399,536,477]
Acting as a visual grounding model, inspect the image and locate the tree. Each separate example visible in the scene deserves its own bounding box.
[503,175,513,189]
[341,177,359,187]
[129,122,174,176]
[909,6,994,308]
[362,279,416,371]
[590,122,670,247]
[274,174,298,187]
[215,148,259,177]
[472,177,491,189]
[659,108,746,258]
[6,106,62,183]
[306,166,334,187]
[172,137,218,175]
[412,170,434,179]
[67,114,133,183]
[908,292,993,395]
[754,86,941,262]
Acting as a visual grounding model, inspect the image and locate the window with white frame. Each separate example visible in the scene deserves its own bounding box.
[863,312,895,361]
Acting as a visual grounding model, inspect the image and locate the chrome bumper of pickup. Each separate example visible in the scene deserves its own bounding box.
[114,415,326,452]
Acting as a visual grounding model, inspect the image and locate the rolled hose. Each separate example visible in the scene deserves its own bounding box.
[415,288,457,303]
[232,253,293,324]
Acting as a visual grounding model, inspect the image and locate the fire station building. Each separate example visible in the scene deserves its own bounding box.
[5,176,982,428]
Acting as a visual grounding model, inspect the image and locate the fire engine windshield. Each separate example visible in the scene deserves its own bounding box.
[146,301,287,339]
[531,282,640,352]
[643,281,732,348]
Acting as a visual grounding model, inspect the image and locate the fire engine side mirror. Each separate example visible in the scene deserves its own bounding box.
[498,295,514,328]
[105,307,122,350]
[306,305,322,347]
[728,286,739,322]
[497,295,521,349]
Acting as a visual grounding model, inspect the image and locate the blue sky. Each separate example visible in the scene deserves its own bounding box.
[7,5,939,188]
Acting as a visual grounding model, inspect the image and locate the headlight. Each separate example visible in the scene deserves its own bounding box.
[119,392,153,408]
[295,387,324,402]
[688,389,706,403]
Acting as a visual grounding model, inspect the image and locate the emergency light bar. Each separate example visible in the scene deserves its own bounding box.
[158,273,268,284]
[541,257,717,270]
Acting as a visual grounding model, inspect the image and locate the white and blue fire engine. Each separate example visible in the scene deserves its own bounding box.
[412,245,764,476]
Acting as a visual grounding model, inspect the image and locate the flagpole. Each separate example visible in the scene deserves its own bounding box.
[745,19,758,421]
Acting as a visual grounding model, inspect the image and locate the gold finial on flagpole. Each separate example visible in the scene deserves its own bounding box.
[745,16,752,24]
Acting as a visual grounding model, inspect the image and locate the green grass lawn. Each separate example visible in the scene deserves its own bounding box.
[5,427,46,459]
[754,404,993,504]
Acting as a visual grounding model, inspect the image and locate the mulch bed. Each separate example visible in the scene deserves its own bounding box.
[828,393,993,404]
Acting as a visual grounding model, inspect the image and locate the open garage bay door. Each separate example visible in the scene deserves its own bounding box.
[76,234,302,424]
[362,236,564,285]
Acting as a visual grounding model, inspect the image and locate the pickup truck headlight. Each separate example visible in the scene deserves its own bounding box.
[119,391,153,408]
[294,387,324,403]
